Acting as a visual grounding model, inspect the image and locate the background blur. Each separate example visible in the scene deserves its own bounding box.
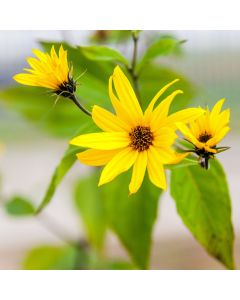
[0,30,239,269]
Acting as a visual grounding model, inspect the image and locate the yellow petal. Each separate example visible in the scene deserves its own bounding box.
[129,151,147,194]
[77,149,121,166]
[108,76,137,126]
[70,132,129,150]
[149,89,183,129]
[167,152,189,164]
[147,146,167,190]
[176,122,201,147]
[92,105,130,132]
[153,127,177,148]
[99,147,137,186]
[144,79,180,122]
[165,107,205,127]
[210,98,225,120]
[207,126,230,147]
[112,66,143,122]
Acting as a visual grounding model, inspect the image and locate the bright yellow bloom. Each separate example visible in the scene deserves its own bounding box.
[70,66,204,194]
[176,99,230,168]
[13,45,74,95]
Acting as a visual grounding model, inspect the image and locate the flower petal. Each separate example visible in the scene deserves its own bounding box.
[207,126,230,147]
[99,147,137,186]
[147,147,167,190]
[149,89,183,128]
[109,76,137,126]
[176,122,202,147]
[92,105,130,132]
[70,132,129,150]
[129,151,147,194]
[77,149,121,166]
[112,66,143,122]
[144,79,180,122]
[165,107,205,127]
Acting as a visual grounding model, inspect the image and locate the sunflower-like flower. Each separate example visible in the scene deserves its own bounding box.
[13,45,76,97]
[70,66,204,194]
[176,99,230,169]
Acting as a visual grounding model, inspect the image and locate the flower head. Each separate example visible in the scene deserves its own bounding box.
[176,99,230,169]
[13,45,76,97]
[70,66,203,194]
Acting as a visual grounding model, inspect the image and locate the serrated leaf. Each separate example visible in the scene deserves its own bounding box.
[74,172,107,250]
[5,196,35,216]
[137,37,183,73]
[170,159,235,269]
[101,171,161,269]
[79,45,128,65]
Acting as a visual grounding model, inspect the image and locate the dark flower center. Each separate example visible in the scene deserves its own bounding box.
[129,126,154,152]
[55,76,76,98]
[198,132,212,143]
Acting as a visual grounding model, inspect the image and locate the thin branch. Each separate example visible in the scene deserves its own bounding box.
[128,32,142,107]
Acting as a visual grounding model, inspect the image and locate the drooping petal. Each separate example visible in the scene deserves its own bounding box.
[147,146,167,190]
[77,148,121,166]
[99,147,138,186]
[112,66,143,122]
[92,105,130,132]
[129,151,147,194]
[70,132,130,150]
[167,152,189,164]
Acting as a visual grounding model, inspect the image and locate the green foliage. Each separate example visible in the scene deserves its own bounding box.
[74,172,107,251]
[79,45,128,65]
[89,30,132,44]
[101,171,161,269]
[23,245,80,270]
[5,196,35,216]
[170,159,235,269]
[137,37,184,73]
[36,145,80,213]
[138,64,196,111]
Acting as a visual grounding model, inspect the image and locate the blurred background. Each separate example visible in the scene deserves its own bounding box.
[0,30,239,269]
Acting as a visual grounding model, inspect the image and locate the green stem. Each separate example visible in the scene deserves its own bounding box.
[69,94,92,117]
[128,33,142,107]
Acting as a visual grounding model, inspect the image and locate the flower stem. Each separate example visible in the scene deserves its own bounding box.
[128,32,142,107]
[69,94,92,117]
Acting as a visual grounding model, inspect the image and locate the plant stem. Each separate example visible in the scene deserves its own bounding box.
[128,33,142,107]
[69,94,92,117]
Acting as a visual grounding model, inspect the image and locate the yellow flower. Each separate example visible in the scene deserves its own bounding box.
[70,66,203,194]
[176,98,230,169]
[13,45,75,96]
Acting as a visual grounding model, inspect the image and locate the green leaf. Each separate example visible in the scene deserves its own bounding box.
[23,245,79,270]
[89,30,132,44]
[101,172,161,269]
[74,172,107,250]
[137,37,183,73]
[36,145,79,213]
[5,196,35,216]
[139,64,196,111]
[170,159,235,269]
[79,45,128,65]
